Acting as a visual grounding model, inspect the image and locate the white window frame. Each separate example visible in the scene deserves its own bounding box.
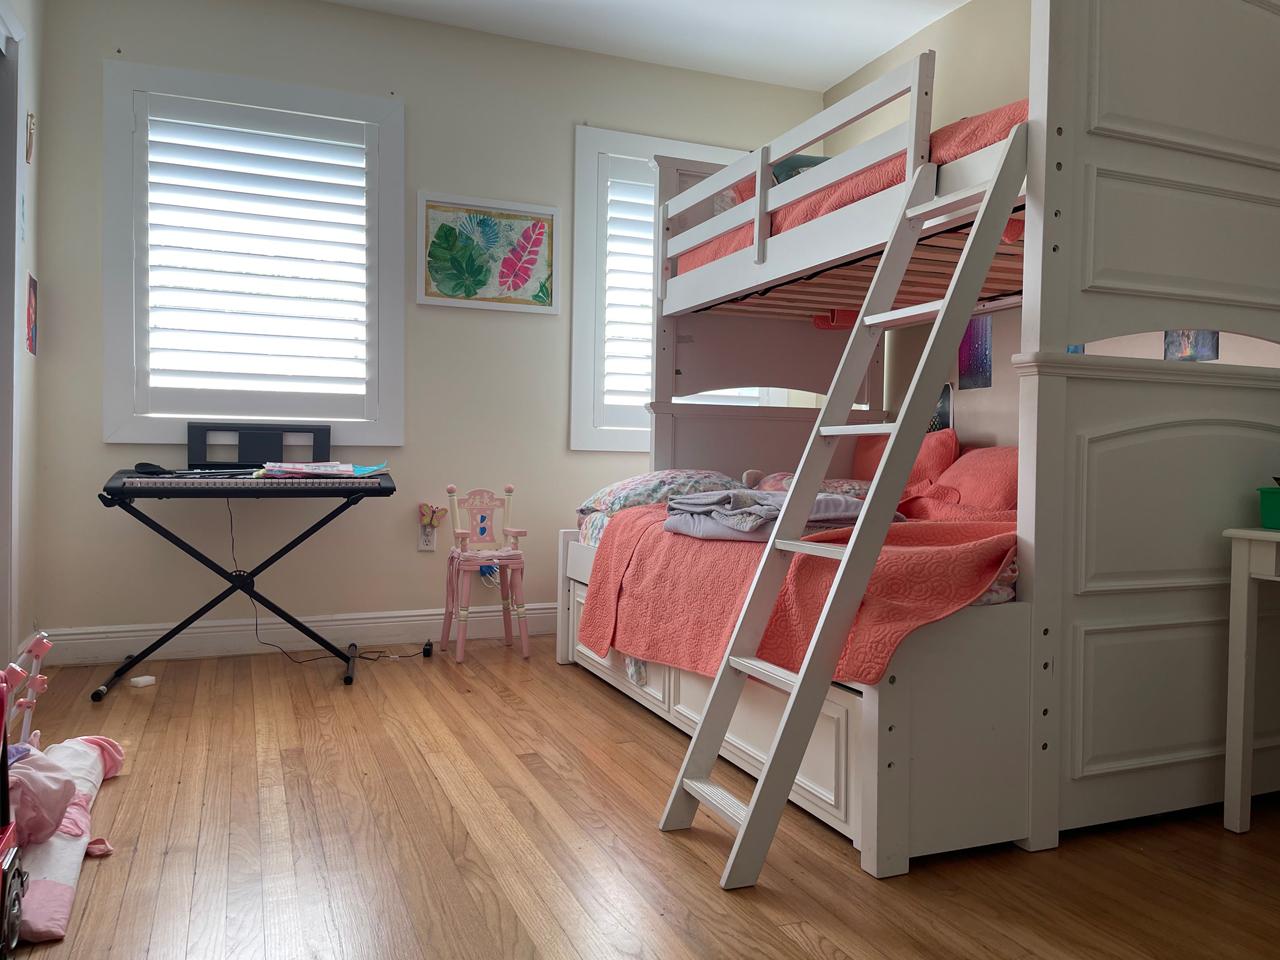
[570,126,742,453]
[101,60,405,445]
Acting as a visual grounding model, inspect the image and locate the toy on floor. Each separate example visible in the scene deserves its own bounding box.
[438,484,530,662]
[0,633,125,948]
[17,736,122,943]
[0,630,55,957]
[0,682,25,959]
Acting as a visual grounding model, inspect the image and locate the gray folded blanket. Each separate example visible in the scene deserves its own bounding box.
[664,488,874,542]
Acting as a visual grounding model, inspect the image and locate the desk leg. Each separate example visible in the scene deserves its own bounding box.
[1225,538,1258,833]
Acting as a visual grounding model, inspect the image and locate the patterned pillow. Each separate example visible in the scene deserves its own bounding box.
[755,472,872,498]
[578,469,745,519]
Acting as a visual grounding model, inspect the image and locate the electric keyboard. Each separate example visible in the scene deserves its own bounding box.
[103,470,396,500]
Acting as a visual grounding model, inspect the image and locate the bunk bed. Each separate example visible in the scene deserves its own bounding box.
[559,0,1280,880]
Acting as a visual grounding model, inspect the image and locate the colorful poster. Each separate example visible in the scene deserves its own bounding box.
[958,314,992,389]
[1164,329,1218,361]
[417,193,557,314]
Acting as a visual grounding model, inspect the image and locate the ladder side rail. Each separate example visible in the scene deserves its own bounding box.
[659,165,937,834]
[719,123,1029,889]
[774,164,940,542]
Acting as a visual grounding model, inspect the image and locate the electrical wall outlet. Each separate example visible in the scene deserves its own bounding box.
[418,524,436,552]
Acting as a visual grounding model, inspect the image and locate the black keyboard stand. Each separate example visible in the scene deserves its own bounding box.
[92,473,393,701]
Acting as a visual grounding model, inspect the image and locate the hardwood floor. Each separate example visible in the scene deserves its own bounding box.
[18,636,1280,960]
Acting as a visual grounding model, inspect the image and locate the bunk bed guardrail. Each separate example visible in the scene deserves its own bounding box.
[657,51,937,302]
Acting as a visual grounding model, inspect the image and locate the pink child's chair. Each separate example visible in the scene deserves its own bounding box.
[441,484,530,662]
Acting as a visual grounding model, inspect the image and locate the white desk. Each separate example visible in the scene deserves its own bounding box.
[1222,527,1278,832]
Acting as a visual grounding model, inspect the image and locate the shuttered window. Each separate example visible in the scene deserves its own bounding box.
[596,155,656,428]
[140,94,375,420]
[596,159,760,427]
[103,62,405,444]
[571,126,749,451]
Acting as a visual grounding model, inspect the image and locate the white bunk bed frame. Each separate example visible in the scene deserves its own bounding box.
[559,0,1280,878]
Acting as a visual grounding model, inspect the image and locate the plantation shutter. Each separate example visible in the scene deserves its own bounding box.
[134,92,379,421]
[595,154,656,429]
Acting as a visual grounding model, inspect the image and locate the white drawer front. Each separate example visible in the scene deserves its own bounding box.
[672,669,854,829]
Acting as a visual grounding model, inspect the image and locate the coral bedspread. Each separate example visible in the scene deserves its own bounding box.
[578,504,1017,686]
[677,99,1029,274]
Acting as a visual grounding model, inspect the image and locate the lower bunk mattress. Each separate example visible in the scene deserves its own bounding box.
[578,504,1017,687]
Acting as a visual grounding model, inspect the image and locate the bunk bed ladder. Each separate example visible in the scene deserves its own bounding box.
[659,123,1027,889]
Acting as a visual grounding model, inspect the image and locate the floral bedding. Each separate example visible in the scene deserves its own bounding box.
[577,469,743,529]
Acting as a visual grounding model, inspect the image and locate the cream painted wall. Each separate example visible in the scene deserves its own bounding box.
[823,0,1030,154]
[35,0,819,630]
[821,0,1029,427]
[10,0,40,652]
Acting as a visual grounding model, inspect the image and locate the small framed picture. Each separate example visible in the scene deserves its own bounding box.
[1164,329,1219,362]
[416,192,558,314]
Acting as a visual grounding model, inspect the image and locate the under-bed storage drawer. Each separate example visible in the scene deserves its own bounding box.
[671,669,857,832]
[570,582,671,714]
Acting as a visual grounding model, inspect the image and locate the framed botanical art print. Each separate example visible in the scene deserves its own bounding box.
[416,192,558,314]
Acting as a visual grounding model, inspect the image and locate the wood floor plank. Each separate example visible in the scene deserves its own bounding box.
[93,661,200,959]
[292,660,429,959]
[183,658,236,960]
[19,638,1280,960]
[322,660,508,960]
[370,661,624,960]
[146,658,221,960]
[225,657,267,960]
[419,655,819,960]
[250,654,338,960]
[372,658,702,960]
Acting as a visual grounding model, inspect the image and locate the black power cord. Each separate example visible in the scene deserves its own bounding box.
[225,500,409,665]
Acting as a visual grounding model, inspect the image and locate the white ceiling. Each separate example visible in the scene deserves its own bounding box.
[326,0,971,91]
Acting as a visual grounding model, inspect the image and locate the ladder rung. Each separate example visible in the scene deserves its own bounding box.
[906,182,989,222]
[775,539,846,561]
[682,777,747,828]
[865,299,944,329]
[728,656,798,693]
[818,422,895,439]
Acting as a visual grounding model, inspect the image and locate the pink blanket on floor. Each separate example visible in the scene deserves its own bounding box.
[578,505,1016,686]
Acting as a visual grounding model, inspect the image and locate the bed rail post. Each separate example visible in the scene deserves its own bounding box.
[905,50,936,183]
[752,146,771,264]
[652,156,681,470]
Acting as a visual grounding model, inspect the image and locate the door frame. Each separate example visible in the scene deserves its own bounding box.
[0,1,26,656]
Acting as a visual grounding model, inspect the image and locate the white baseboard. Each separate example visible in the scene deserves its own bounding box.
[41,602,556,666]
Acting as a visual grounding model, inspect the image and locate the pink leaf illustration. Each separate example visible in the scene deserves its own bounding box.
[497,220,546,293]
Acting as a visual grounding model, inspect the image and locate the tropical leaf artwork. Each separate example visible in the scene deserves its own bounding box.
[427,223,491,298]
[421,199,554,311]
[457,213,500,250]
[497,221,546,293]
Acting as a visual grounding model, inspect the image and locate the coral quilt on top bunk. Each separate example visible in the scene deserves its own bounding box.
[578,503,1016,687]
[676,98,1029,274]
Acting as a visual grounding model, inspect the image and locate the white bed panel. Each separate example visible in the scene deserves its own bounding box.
[1086,0,1280,171]
[672,312,846,398]
[672,668,858,837]
[1074,416,1280,595]
[1016,354,1280,828]
[1039,0,1280,351]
